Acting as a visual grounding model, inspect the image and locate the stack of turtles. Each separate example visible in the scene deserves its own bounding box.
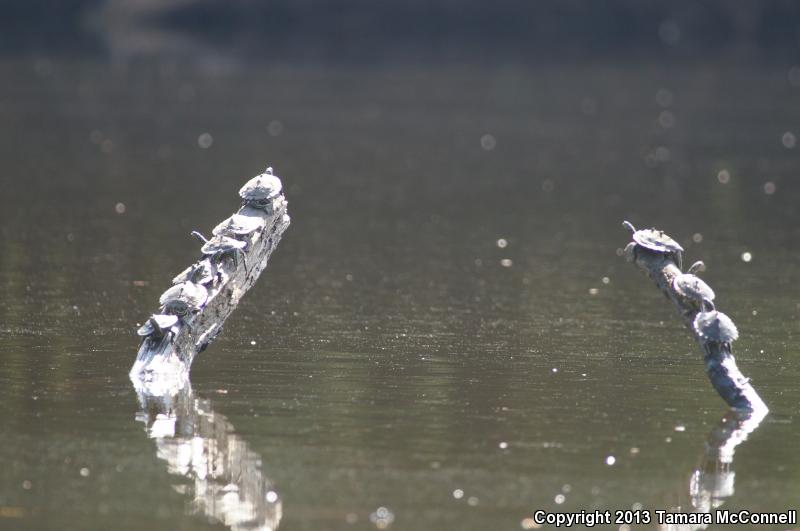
[623,221,738,349]
[137,168,285,341]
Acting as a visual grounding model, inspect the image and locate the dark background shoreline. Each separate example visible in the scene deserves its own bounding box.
[5,1,800,64]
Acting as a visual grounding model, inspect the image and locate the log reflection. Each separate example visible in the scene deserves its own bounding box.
[660,407,767,531]
[133,379,282,531]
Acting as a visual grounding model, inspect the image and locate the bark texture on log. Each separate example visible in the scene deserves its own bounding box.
[623,237,767,412]
[131,174,290,385]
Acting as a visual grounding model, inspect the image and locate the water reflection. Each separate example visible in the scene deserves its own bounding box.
[132,378,282,531]
[660,408,767,531]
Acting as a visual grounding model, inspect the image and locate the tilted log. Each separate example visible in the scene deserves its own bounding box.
[130,168,290,384]
[622,224,767,412]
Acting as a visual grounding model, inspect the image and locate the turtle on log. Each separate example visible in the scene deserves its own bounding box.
[623,220,684,269]
[693,298,739,346]
[239,167,283,211]
[673,260,715,310]
[159,281,208,316]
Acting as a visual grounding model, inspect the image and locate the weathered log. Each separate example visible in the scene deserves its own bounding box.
[622,226,767,412]
[130,169,290,383]
[133,380,282,530]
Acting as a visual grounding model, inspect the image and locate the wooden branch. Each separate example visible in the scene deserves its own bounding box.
[130,171,290,383]
[622,231,767,412]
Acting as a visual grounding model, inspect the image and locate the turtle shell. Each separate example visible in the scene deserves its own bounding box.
[201,235,247,255]
[632,228,684,254]
[212,213,265,236]
[173,259,217,285]
[137,314,179,336]
[238,170,282,201]
[673,274,715,303]
[159,281,208,311]
[693,309,739,343]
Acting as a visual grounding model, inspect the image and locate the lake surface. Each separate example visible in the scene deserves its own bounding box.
[0,57,799,530]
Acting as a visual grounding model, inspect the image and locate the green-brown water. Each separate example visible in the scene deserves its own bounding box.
[1,58,798,530]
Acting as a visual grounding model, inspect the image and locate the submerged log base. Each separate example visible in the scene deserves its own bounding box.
[131,192,290,386]
[624,242,767,412]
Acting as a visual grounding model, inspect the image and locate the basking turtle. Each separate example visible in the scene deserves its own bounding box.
[239,167,283,210]
[173,258,218,286]
[191,230,248,271]
[212,213,265,237]
[137,313,179,338]
[622,220,684,269]
[693,299,739,345]
[673,261,715,308]
[159,281,208,316]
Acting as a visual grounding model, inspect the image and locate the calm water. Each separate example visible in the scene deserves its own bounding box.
[1,58,799,530]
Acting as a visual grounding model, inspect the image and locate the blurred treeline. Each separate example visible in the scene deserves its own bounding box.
[3,0,800,62]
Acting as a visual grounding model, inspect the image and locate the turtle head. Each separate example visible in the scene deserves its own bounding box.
[190,230,209,244]
[622,220,636,234]
[687,261,706,275]
[161,300,189,317]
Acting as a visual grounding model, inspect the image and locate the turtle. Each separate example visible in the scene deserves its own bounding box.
[238,167,283,210]
[191,230,248,271]
[622,220,684,269]
[172,258,219,286]
[159,281,208,316]
[137,313,179,338]
[212,213,265,237]
[673,261,715,308]
[693,298,739,345]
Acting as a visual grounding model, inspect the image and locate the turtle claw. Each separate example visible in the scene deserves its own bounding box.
[674,252,683,271]
[233,249,249,274]
[239,249,249,274]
